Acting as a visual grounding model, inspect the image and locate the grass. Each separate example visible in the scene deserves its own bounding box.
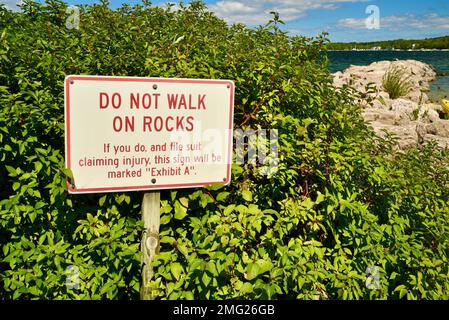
[382,66,413,99]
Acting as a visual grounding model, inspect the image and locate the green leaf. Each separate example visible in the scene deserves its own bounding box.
[220,235,229,246]
[34,162,43,172]
[315,192,325,204]
[394,285,408,299]
[199,193,209,208]
[5,165,17,177]
[160,214,172,225]
[217,192,230,202]
[179,197,189,208]
[223,205,235,215]
[184,291,194,300]
[177,244,189,258]
[174,201,188,220]
[206,184,225,191]
[246,259,273,280]
[242,190,253,202]
[171,263,183,281]
[12,182,20,191]
[206,262,218,276]
[99,195,107,206]
[160,203,173,214]
[63,168,74,179]
[202,272,211,287]
[240,282,253,294]
[29,211,37,223]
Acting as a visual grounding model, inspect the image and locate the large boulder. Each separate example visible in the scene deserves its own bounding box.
[333,60,449,149]
[422,120,449,138]
[370,122,419,150]
[390,98,419,118]
[362,110,409,126]
[333,60,436,103]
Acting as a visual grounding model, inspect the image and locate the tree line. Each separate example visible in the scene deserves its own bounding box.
[329,35,449,50]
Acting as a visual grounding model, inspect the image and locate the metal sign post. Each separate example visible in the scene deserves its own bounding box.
[140,191,160,300]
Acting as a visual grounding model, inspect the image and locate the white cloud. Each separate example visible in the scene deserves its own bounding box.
[337,17,366,29]
[209,1,266,24]
[214,1,259,14]
[337,13,449,31]
[0,0,21,11]
[208,0,369,25]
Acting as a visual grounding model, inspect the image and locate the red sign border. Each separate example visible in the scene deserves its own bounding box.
[65,75,235,194]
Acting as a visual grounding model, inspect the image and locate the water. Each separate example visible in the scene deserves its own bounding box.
[327,50,449,102]
[431,76,449,101]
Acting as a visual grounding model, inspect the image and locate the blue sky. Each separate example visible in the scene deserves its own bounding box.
[2,0,449,42]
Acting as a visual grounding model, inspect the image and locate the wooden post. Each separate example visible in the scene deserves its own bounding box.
[140,191,160,300]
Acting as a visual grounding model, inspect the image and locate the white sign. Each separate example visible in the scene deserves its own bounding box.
[64,76,235,194]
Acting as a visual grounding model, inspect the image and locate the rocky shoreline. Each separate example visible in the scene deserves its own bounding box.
[333,60,449,149]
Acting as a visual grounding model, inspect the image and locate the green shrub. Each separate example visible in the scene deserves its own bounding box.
[382,65,413,99]
[1,1,449,300]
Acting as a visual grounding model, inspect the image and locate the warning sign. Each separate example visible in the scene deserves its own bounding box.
[64,76,235,194]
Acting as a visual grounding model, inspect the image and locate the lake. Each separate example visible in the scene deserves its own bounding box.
[327,50,449,102]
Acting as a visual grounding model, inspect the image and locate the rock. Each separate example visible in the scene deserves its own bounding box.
[390,99,419,118]
[417,106,440,123]
[422,134,449,149]
[416,121,449,147]
[333,60,436,104]
[422,120,449,138]
[333,59,449,149]
[370,122,419,150]
[362,110,409,125]
[424,103,444,113]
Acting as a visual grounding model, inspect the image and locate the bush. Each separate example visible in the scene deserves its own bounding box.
[382,65,413,99]
[1,1,449,300]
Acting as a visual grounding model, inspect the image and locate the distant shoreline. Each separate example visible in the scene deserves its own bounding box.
[328,49,449,52]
